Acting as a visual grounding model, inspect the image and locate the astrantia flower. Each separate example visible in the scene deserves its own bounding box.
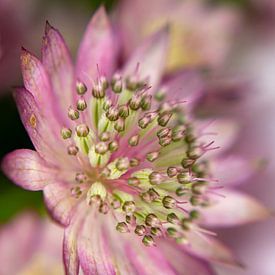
[0,212,63,275]
[2,8,269,274]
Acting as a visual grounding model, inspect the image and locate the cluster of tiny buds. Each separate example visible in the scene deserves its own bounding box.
[59,73,217,247]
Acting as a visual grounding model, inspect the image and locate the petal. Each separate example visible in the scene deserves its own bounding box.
[13,88,74,167]
[185,232,241,266]
[159,241,216,275]
[211,155,254,186]
[42,21,75,115]
[76,7,116,89]
[198,119,239,158]
[157,70,204,108]
[123,27,169,89]
[200,189,270,227]
[78,211,116,275]
[43,182,79,226]
[0,212,41,275]
[20,48,64,123]
[2,149,57,191]
[63,207,86,275]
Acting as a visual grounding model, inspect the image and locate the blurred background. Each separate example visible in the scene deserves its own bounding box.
[0,0,275,274]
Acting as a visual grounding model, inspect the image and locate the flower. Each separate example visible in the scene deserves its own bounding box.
[0,212,63,275]
[116,0,240,71]
[2,7,269,274]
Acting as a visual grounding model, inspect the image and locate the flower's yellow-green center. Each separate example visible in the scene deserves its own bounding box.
[61,72,217,246]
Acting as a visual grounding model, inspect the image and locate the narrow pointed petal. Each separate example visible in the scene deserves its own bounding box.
[211,155,254,186]
[44,182,80,226]
[123,27,169,89]
[20,48,64,123]
[63,208,86,275]
[2,149,57,191]
[185,232,241,266]
[200,189,270,227]
[78,214,116,275]
[13,88,74,167]
[76,7,116,89]
[42,21,75,114]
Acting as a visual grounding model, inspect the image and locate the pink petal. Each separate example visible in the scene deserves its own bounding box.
[42,21,75,116]
[63,208,86,275]
[123,27,169,89]
[159,241,216,275]
[13,88,75,167]
[20,48,65,124]
[158,70,204,105]
[2,149,57,191]
[78,212,116,275]
[185,232,241,266]
[76,7,116,89]
[0,212,41,275]
[211,155,254,186]
[43,182,80,226]
[200,189,270,227]
[198,119,239,158]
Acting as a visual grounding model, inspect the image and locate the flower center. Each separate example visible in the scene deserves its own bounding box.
[61,71,218,246]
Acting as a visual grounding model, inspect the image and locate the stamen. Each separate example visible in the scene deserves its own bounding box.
[68,106,79,120]
[76,80,87,95]
[76,124,89,137]
[135,225,146,236]
[61,127,72,139]
[128,135,139,146]
[77,98,87,111]
[142,235,155,246]
[116,222,129,233]
[67,145,79,155]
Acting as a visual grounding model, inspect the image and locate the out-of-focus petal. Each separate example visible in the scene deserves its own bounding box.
[211,155,254,186]
[76,7,116,90]
[198,119,239,158]
[123,27,169,89]
[159,241,216,275]
[1,149,57,191]
[0,212,41,275]
[44,182,80,226]
[42,21,75,115]
[159,70,204,106]
[184,231,241,266]
[200,189,270,227]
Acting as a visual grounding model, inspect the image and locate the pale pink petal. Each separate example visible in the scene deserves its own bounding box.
[2,149,57,191]
[200,189,270,227]
[20,48,65,124]
[159,241,216,275]
[0,212,41,275]
[123,27,169,89]
[185,232,241,266]
[211,155,254,186]
[76,7,116,89]
[42,21,75,115]
[13,88,75,167]
[44,182,80,226]
[63,208,87,275]
[78,212,116,275]
[198,119,239,158]
[159,70,204,105]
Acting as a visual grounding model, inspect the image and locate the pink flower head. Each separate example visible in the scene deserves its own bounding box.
[2,8,269,274]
